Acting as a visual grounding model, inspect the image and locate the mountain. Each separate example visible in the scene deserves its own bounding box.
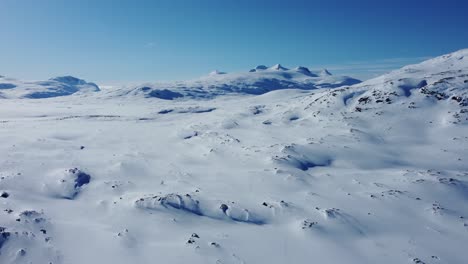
[0,65,361,101]
[109,64,361,100]
[0,75,100,99]
[0,50,467,264]
[308,48,468,124]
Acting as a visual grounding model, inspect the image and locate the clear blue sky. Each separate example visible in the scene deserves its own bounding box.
[1,0,467,84]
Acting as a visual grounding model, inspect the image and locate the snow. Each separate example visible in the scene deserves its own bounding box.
[106,64,361,100]
[269,64,289,71]
[0,50,468,264]
[0,76,100,99]
[209,70,227,76]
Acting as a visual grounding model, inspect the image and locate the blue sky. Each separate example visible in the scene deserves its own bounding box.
[1,0,467,84]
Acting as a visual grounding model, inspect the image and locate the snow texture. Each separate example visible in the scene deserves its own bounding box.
[0,50,468,263]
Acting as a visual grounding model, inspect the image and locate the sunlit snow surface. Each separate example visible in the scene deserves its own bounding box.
[1,51,468,263]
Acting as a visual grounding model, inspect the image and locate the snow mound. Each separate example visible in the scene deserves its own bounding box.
[135,193,269,224]
[43,168,91,199]
[273,144,332,171]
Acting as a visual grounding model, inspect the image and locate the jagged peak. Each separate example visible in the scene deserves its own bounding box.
[320,69,332,76]
[270,64,288,71]
[209,70,227,76]
[295,66,311,74]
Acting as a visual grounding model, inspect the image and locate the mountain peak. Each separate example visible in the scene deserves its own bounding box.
[320,69,332,76]
[209,70,227,76]
[250,65,268,72]
[270,64,288,71]
[49,76,86,85]
[295,66,312,74]
[49,76,100,92]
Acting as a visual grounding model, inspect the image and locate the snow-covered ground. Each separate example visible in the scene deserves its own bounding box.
[1,50,468,264]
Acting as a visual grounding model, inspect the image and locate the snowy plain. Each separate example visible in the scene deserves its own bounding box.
[1,50,468,264]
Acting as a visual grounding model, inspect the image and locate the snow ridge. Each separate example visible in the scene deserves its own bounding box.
[110,64,360,100]
[0,76,100,99]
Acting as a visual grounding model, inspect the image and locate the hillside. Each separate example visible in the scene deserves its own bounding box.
[0,50,467,264]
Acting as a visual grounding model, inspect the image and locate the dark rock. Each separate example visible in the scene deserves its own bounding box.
[158,109,174,114]
[0,227,11,249]
[358,97,371,104]
[412,258,426,264]
[147,89,184,100]
[302,220,318,229]
[210,242,220,248]
[220,204,229,213]
[68,168,91,189]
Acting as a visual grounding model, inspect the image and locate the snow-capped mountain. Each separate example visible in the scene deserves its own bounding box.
[0,76,100,99]
[109,64,361,99]
[0,50,467,264]
[308,48,468,124]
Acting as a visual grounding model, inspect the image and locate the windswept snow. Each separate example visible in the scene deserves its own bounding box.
[1,50,468,264]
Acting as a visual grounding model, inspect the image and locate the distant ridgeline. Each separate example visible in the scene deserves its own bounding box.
[0,75,99,99]
[119,64,361,100]
[3,49,468,102]
[0,64,360,100]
